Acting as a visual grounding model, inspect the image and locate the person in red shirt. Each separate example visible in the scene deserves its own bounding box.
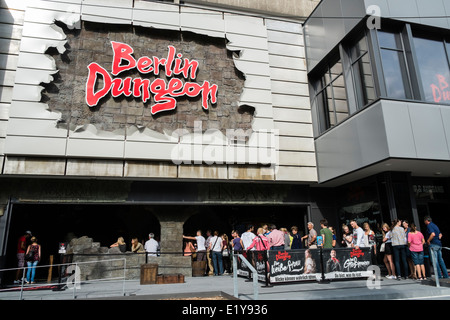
[15,231,32,284]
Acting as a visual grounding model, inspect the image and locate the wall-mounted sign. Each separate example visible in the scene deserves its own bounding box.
[85,41,219,115]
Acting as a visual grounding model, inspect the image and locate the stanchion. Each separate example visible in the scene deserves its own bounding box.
[245,251,253,282]
[262,250,273,288]
[318,247,330,284]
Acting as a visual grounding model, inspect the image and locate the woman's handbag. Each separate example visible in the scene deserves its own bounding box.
[380,243,385,253]
[25,250,34,261]
[222,248,229,256]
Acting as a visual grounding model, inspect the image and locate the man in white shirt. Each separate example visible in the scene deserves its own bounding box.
[241,225,256,251]
[350,220,365,249]
[183,230,206,261]
[144,233,159,257]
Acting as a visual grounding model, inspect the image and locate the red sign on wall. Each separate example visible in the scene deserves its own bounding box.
[85,41,219,115]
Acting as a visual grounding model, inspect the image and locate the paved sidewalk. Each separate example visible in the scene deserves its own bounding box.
[1,274,450,300]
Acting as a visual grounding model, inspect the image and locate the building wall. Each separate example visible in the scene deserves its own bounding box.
[184,0,320,18]
[0,0,316,183]
[0,0,25,173]
[305,0,450,73]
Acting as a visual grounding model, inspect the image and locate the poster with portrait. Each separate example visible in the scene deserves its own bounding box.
[323,247,372,280]
[267,249,322,283]
[235,250,267,282]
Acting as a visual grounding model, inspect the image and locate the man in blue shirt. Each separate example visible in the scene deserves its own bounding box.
[424,216,449,279]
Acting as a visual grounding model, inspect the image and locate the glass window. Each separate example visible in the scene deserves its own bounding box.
[313,59,349,131]
[380,50,409,99]
[350,36,376,108]
[413,36,450,104]
[377,30,412,99]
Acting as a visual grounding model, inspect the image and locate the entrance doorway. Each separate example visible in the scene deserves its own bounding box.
[3,203,160,283]
[417,202,450,267]
[183,205,309,240]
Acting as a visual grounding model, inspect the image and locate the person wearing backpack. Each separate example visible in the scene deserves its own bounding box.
[25,237,41,284]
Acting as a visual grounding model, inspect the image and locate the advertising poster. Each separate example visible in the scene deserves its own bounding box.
[323,247,372,280]
[236,251,267,282]
[268,249,321,283]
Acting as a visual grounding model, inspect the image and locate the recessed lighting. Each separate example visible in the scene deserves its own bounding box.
[434,172,442,175]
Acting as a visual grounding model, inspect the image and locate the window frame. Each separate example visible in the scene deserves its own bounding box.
[344,30,378,111]
[312,57,350,132]
[375,27,414,100]
[309,20,450,136]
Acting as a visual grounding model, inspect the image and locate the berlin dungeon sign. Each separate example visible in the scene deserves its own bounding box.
[85,41,219,115]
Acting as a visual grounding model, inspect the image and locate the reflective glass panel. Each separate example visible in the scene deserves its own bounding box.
[380,49,408,99]
[414,36,450,103]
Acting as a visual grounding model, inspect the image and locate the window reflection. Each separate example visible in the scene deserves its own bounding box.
[378,30,411,100]
[350,36,376,108]
[414,36,450,104]
[380,50,408,99]
[313,59,349,131]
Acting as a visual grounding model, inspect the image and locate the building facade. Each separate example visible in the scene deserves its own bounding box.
[305,0,450,251]
[0,0,449,279]
[0,0,325,278]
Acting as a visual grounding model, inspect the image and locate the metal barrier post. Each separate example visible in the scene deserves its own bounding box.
[233,253,238,298]
[262,251,272,288]
[429,248,440,288]
[19,267,25,300]
[233,253,259,300]
[73,262,78,299]
[122,258,126,296]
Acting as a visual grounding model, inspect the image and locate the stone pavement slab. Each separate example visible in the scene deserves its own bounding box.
[2,274,450,301]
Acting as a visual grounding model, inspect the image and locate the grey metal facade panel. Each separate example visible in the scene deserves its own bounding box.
[416,0,449,29]
[304,0,367,72]
[381,100,417,158]
[321,0,345,53]
[386,0,420,24]
[305,0,450,74]
[408,103,450,160]
[315,101,389,183]
[316,100,450,183]
[304,5,327,73]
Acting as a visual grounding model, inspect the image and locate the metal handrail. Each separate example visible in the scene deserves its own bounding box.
[0,258,127,300]
[232,253,259,300]
[429,246,450,288]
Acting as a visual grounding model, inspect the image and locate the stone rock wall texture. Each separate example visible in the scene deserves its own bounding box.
[44,22,251,135]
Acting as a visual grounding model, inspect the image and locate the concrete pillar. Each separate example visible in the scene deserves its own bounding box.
[147,206,196,277]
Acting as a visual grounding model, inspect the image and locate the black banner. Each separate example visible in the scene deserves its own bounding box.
[236,247,372,284]
[268,249,321,283]
[323,247,372,280]
[235,250,267,282]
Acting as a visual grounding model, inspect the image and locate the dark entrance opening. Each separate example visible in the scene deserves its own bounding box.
[417,202,450,268]
[3,203,309,284]
[4,203,160,283]
[183,205,309,240]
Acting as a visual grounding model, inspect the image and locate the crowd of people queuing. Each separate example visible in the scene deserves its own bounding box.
[183,216,449,279]
[183,220,347,276]
[381,216,449,280]
[14,215,448,283]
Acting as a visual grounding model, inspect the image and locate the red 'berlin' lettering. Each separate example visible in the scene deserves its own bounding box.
[431,74,450,103]
[85,41,218,115]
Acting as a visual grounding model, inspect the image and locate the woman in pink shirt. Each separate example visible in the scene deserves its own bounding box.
[247,228,269,251]
[407,223,426,280]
